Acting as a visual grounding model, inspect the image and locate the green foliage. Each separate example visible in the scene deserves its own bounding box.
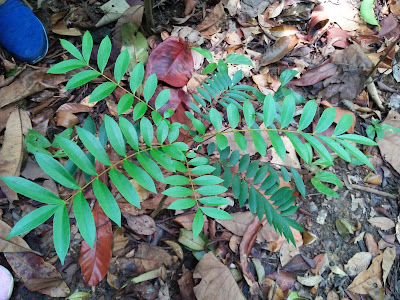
[0,32,379,264]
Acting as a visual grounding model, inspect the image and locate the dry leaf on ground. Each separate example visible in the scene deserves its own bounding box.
[364,233,382,257]
[368,217,396,231]
[193,252,245,300]
[96,0,130,27]
[194,2,225,39]
[344,252,372,277]
[260,35,298,66]
[0,220,41,255]
[5,252,70,297]
[377,110,400,174]
[382,247,396,286]
[297,274,324,287]
[124,214,156,235]
[134,243,173,273]
[347,254,383,295]
[112,227,129,254]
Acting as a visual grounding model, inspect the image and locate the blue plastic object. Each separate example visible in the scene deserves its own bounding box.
[0,0,48,63]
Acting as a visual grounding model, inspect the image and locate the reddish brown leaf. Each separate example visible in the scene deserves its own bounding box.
[282,254,314,272]
[145,37,193,87]
[364,233,382,257]
[260,35,298,66]
[290,62,337,86]
[308,5,329,37]
[326,28,350,48]
[265,270,296,291]
[178,270,196,300]
[79,201,113,287]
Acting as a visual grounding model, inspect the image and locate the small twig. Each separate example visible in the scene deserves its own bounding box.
[350,184,399,199]
[150,187,169,219]
[366,76,385,110]
[366,35,400,78]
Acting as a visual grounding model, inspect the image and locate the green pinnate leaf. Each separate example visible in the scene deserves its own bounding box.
[234,132,247,152]
[0,177,63,204]
[318,135,351,162]
[136,153,164,182]
[92,179,121,226]
[360,0,380,28]
[268,131,286,161]
[311,178,339,198]
[315,171,343,188]
[280,69,298,86]
[157,120,169,144]
[123,160,157,193]
[336,134,377,146]
[133,102,147,120]
[130,62,145,94]
[192,209,204,238]
[263,93,276,127]
[155,89,170,111]
[281,94,295,128]
[73,192,95,248]
[251,130,266,157]
[140,117,154,147]
[60,39,84,61]
[191,165,215,175]
[333,114,354,136]
[168,198,196,209]
[243,99,255,127]
[119,116,139,150]
[82,31,93,63]
[191,47,213,62]
[202,62,217,74]
[226,54,253,66]
[209,108,223,131]
[97,35,112,73]
[76,127,111,166]
[66,70,99,89]
[290,167,305,197]
[163,186,193,197]
[227,103,239,129]
[117,94,134,115]
[104,115,126,157]
[300,133,333,164]
[114,49,130,83]
[315,107,336,133]
[193,175,224,185]
[216,133,228,150]
[298,100,317,131]
[196,185,227,195]
[200,207,232,220]
[143,73,157,102]
[7,205,58,238]
[53,204,70,265]
[89,82,117,103]
[336,139,374,169]
[149,149,175,172]
[34,153,80,189]
[47,59,87,74]
[55,135,97,175]
[164,175,190,185]
[198,197,231,206]
[109,169,140,208]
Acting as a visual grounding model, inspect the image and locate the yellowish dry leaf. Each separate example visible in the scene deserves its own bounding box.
[382,247,396,286]
[368,217,396,231]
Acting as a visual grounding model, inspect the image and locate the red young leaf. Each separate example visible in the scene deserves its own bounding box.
[78,201,112,287]
[145,37,194,87]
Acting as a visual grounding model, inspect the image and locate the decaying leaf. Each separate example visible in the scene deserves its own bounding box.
[121,23,149,73]
[5,252,70,297]
[194,2,226,39]
[344,252,372,277]
[134,243,173,273]
[114,5,144,49]
[265,270,296,292]
[364,233,382,257]
[290,62,337,87]
[347,254,383,295]
[79,201,113,287]
[193,252,246,300]
[368,217,396,231]
[260,35,298,66]
[112,227,129,254]
[0,220,41,255]
[377,110,400,174]
[297,274,324,287]
[382,247,396,286]
[178,270,196,300]
[124,214,156,235]
[261,278,284,299]
[51,20,82,36]
[96,0,130,27]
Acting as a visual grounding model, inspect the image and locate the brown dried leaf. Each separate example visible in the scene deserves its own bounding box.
[184,0,197,16]
[0,220,41,255]
[51,20,82,36]
[347,254,383,295]
[269,25,299,38]
[261,278,284,299]
[125,214,156,235]
[5,252,70,297]
[178,270,195,300]
[193,252,246,300]
[297,275,324,287]
[260,35,298,66]
[282,254,315,272]
[112,227,129,254]
[56,110,79,128]
[264,1,284,19]
[134,243,173,273]
[377,110,400,174]
[56,103,93,113]
[382,247,396,286]
[114,5,144,49]
[265,270,295,292]
[364,233,382,257]
[311,253,329,275]
[389,0,400,16]
[344,252,373,277]
[290,62,337,87]
[195,3,225,38]
[368,217,396,231]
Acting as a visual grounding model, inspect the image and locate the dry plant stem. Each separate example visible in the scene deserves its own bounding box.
[350,184,399,199]
[150,191,169,219]
[366,77,385,110]
[144,0,155,29]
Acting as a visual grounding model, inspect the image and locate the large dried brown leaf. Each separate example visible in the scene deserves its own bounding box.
[377,110,400,174]
[193,252,245,300]
[194,2,225,38]
[134,243,173,273]
[178,270,196,300]
[344,252,373,277]
[347,254,383,295]
[260,35,298,66]
[0,68,64,108]
[382,247,396,286]
[290,62,337,86]
[79,201,113,287]
[124,214,156,235]
[368,217,396,231]
[0,220,41,254]
[5,252,70,297]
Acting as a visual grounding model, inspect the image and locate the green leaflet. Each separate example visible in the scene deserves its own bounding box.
[7,204,59,238]
[109,168,140,208]
[114,50,130,83]
[314,107,336,133]
[318,135,351,162]
[315,170,343,188]
[104,115,126,157]
[55,135,97,175]
[66,70,99,89]
[198,196,231,206]
[360,0,380,28]
[164,175,190,185]
[60,39,84,61]
[311,178,339,198]
[191,165,215,175]
[251,130,266,157]
[76,126,111,166]
[225,53,253,66]
[336,139,374,169]
[53,204,70,265]
[133,102,148,120]
[0,177,63,204]
[92,179,121,226]
[130,62,145,94]
[333,114,353,136]
[336,134,377,146]
[192,209,204,238]
[227,103,239,129]
[150,149,176,172]
[136,153,165,182]
[238,154,250,172]
[298,100,316,131]
[143,73,158,102]
[216,133,228,150]
[243,99,255,127]
[234,132,247,152]
[35,153,80,189]
[97,35,112,73]
[155,89,170,111]
[73,192,95,248]
[280,69,298,86]
[90,82,117,103]
[193,175,224,185]
[47,59,87,74]
[157,120,169,144]
[191,47,213,62]
[140,117,154,147]
[267,130,286,161]
[300,133,333,164]
[189,156,209,166]
[119,116,139,150]
[280,166,291,182]
[163,186,193,197]
[168,198,196,209]
[280,94,295,129]
[200,207,232,220]
[263,93,275,127]
[163,143,186,161]
[209,108,223,131]
[118,94,135,115]
[196,185,227,195]
[202,62,217,74]
[123,160,157,193]
[290,167,305,197]
[82,31,93,63]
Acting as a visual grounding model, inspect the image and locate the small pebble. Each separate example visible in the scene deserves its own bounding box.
[316,209,328,225]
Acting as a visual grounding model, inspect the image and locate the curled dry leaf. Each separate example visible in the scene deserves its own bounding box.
[382,247,396,286]
[5,252,70,297]
[194,2,225,39]
[260,35,298,66]
[51,20,81,36]
[368,217,396,231]
[163,240,184,260]
[264,0,284,19]
[146,37,193,87]
[311,253,329,275]
[134,243,173,273]
[269,25,299,37]
[326,28,350,48]
[347,254,383,295]
[308,5,329,36]
[193,252,246,300]
[125,214,156,235]
[56,110,79,128]
[302,231,318,245]
[344,252,372,277]
[252,73,281,94]
[79,201,113,287]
